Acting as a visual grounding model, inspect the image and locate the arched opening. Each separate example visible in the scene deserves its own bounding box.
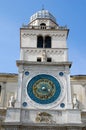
[45,36,51,48]
[40,23,46,29]
[37,36,43,48]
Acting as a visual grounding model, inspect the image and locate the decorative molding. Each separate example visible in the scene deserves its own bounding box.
[24,49,65,55]
[22,33,36,38]
[21,33,65,38]
[35,112,56,123]
[52,34,65,37]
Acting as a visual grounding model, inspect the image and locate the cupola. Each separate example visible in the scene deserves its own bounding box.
[29,9,58,29]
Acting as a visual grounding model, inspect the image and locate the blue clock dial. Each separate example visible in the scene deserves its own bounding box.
[27,74,61,104]
[33,79,56,100]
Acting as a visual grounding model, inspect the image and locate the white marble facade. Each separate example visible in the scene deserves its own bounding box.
[0,9,86,130]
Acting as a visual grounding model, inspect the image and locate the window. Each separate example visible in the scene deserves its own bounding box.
[0,85,1,102]
[40,23,46,29]
[37,57,41,62]
[47,57,52,62]
[37,36,43,48]
[37,35,51,48]
[45,36,51,48]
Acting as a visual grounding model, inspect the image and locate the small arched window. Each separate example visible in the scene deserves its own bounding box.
[37,36,43,48]
[45,36,51,48]
[40,23,46,29]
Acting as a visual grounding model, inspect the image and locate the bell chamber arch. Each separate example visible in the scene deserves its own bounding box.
[37,35,51,48]
[45,36,51,48]
[37,35,43,48]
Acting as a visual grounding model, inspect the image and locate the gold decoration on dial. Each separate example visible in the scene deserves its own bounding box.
[33,79,56,100]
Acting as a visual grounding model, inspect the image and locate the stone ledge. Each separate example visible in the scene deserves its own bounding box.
[2,122,84,127]
[16,60,72,68]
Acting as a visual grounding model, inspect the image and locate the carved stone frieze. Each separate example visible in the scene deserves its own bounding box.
[52,34,65,37]
[21,33,65,39]
[22,33,36,38]
[35,112,55,123]
[47,50,64,55]
[24,49,64,55]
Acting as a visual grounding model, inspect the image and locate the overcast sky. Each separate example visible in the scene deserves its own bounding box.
[0,0,86,75]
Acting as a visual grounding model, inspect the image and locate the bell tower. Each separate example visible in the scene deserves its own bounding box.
[4,9,82,130]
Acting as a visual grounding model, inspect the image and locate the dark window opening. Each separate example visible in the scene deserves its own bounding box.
[45,36,51,48]
[0,85,1,95]
[37,57,41,62]
[40,23,46,29]
[37,36,43,48]
[47,57,52,62]
[37,35,51,48]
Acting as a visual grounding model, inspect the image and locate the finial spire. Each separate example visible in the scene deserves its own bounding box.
[42,4,44,10]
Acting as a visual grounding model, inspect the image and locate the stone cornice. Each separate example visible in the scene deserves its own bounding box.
[0,73,18,82]
[16,60,72,68]
[70,75,86,80]
[0,73,86,82]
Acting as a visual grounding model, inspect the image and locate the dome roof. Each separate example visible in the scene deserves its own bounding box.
[30,9,56,23]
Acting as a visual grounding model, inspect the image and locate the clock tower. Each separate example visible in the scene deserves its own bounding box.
[4,9,82,130]
[16,9,72,110]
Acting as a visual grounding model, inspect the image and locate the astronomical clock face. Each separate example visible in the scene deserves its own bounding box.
[27,74,62,104]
